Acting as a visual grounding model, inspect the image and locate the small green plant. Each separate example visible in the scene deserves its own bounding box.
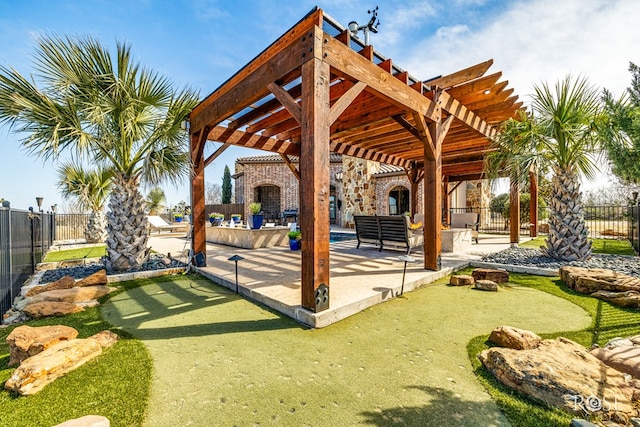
[209,212,224,219]
[173,213,183,220]
[231,214,242,221]
[287,230,301,240]
[249,202,262,214]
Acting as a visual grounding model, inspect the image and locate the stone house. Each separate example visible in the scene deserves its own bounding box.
[233,154,490,227]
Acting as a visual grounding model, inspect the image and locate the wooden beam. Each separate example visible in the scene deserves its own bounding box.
[443,176,450,226]
[322,34,439,122]
[189,9,322,134]
[329,81,366,125]
[300,56,331,312]
[267,82,302,124]
[204,143,231,168]
[424,59,493,89]
[423,137,442,270]
[208,126,301,156]
[280,154,301,181]
[411,112,436,161]
[330,140,410,168]
[191,132,206,266]
[447,180,464,196]
[437,91,497,139]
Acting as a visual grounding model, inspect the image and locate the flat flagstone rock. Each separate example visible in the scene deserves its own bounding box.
[472,268,509,283]
[475,279,498,291]
[53,415,110,427]
[16,286,114,310]
[25,276,75,297]
[560,266,640,294]
[591,345,640,379]
[6,325,78,366]
[89,330,119,348]
[4,338,102,395]
[489,326,541,350]
[591,290,640,308]
[75,269,107,287]
[23,301,85,319]
[450,275,475,286]
[479,337,640,421]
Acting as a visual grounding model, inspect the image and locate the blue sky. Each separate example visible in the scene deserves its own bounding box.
[1,0,639,211]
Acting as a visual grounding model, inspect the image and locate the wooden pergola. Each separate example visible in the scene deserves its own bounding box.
[189,8,523,313]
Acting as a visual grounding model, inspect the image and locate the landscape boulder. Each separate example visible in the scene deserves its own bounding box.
[75,269,107,287]
[53,415,110,427]
[472,268,509,283]
[6,325,78,366]
[489,326,541,350]
[89,330,119,348]
[449,275,475,286]
[475,280,498,291]
[479,337,640,421]
[4,338,102,395]
[25,276,76,297]
[23,301,85,319]
[591,290,640,308]
[591,346,640,379]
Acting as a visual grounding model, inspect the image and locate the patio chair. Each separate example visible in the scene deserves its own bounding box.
[450,212,479,243]
[147,215,186,234]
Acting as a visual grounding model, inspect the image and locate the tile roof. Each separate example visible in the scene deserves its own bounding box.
[236,153,343,164]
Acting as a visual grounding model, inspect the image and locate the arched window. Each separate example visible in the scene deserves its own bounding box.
[389,186,410,215]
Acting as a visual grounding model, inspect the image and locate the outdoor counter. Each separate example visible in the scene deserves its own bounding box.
[206,225,290,249]
[441,228,472,252]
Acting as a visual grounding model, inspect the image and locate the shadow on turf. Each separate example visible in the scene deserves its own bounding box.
[360,385,506,426]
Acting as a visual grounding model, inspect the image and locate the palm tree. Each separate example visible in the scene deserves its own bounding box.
[487,75,602,261]
[57,162,112,243]
[0,35,199,270]
[146,187,166,215]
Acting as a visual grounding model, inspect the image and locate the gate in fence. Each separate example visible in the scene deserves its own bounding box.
[0,204,55,316]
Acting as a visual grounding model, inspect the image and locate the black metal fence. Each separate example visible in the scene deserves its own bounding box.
[451,204,633,240]
[55,213,91,241]
[630,205,640,254]
[0,206,55,316]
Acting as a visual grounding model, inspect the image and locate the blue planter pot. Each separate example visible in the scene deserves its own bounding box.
[289,239,301,250]
[250,214,264,230]
[174,216,183,223]
[210,218,222,226]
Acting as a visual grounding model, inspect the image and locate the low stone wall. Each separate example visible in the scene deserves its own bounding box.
[206,226,290,249]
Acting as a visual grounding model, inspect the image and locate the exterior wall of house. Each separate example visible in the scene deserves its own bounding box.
[374,176,424,218]
[234,161,342,224]
[341,156,379,228]
[466,179,491,226]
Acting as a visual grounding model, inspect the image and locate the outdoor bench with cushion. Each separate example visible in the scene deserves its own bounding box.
[450,212,479,243]
[354,215,424,254]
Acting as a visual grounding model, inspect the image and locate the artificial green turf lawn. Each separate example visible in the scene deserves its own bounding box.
[103,273,590,426]
[520,236,636,256]
[467,270,640,427]
[0,301,152,427]
[43,245,107,262]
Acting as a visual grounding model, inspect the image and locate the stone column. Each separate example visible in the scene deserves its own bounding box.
[341,156,379,228]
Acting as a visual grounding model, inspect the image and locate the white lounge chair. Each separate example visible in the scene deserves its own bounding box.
[147,215,186,234]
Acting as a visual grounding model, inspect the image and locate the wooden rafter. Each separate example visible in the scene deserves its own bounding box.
[280,153,301,181]
[204,143,230,168]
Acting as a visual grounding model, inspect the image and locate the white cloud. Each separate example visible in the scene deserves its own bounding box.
[402,0,640,99]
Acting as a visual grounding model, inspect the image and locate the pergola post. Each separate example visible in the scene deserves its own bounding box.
[442,176,450,226]
[300,56,331,312]
[529,169,538,237]
[509,175,520,244]
[424,120,444,271]
[190,131,207,264]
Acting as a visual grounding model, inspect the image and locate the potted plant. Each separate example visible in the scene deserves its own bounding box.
[287,230,301,250]
[173,213,184,223]
[230,213,242,223]
[249,202,264,229]
[209,212,224,226]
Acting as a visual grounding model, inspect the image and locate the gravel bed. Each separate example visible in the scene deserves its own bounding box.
[482,247,640,278]
[40,255,187,283]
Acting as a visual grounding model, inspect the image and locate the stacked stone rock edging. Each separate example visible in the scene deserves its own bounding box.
[480,326,640,424]
[3,270,115,325]
[5,326,119,395]
[560,266,640,308]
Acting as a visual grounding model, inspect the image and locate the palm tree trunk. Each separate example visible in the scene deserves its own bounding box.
[105,174,150,271]
[84,211,107,243]
[541,167,592,261]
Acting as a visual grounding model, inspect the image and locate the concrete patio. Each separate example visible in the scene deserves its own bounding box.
[148,231,520,328]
